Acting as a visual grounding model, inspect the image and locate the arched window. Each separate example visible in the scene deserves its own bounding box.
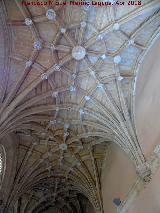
[0,145,6,188]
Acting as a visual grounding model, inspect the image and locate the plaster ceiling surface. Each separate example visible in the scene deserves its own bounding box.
[0,0,160,212]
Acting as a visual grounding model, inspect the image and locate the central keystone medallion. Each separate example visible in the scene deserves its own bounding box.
[72,46,86,60]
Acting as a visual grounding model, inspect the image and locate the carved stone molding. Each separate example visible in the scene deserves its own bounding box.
[136,162,152,182]
[154,144,160,157]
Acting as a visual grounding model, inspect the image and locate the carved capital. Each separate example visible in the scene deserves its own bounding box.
[136,162,152,182]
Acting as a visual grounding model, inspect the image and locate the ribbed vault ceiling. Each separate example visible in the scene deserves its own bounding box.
[0,0,160,212]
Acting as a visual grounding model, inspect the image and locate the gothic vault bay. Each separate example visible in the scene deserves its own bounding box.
[0,0,160,212]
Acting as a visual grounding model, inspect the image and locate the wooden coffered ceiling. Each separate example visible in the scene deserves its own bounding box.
[0,0,160,212]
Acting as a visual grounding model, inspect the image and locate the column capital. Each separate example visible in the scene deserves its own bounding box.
[136,162,152,182]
